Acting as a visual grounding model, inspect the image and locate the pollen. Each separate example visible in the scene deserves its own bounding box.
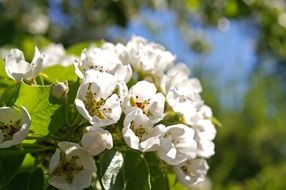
[0,119,21,142]
[130,96,150,114]
[130,121,147,139]
[52,152,84,183]
[84,83,107,119]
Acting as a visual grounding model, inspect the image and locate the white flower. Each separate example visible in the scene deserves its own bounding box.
[166,78,203,125]
[75,70,122,127]
[160,63,191,94]
[173,159,209,187]
[122,109,164,152]
[0,106,30,148]
[43,43,75,67]
[157,124,197,165]
[81,126,113,156]
[123,80,165,124]
[74,46,132,83]
[5,47,45,81]
[49,141,96,190]
[126,36,175,75]
[192,106,216,158]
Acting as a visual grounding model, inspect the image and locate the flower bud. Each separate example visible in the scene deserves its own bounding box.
[52,81,69,99]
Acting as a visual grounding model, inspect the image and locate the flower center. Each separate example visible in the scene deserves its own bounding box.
[180,164,195,177]
[130,96,150,114]
[130,121,148,140]
[180,165,190,175]
[0,119,21,142]
[52,152,84,183]
[83,83,107,119]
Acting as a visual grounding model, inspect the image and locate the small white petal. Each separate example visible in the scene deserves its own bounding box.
[81,126,113,156]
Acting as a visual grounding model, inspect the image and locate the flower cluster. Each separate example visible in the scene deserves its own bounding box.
[71,37,216,189]
[1,36,217,190]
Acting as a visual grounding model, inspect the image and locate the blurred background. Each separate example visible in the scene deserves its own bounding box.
[1,0,286,189]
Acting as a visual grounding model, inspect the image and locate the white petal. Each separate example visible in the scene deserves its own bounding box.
[173,159,209,187]
[75,99,93,124]
[49,142,96,190]
[81,126,113,156]
[130,81,156,101]
[0,106,31,148]
[73,59,84,79]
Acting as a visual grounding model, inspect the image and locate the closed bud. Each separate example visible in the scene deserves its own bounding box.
[52,81,69,99]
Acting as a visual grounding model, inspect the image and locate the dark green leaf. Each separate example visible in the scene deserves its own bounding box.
[123,150,151,190]
[29,167,44,190]
[0,144,53,156]
[97,150,151,190]
[98,149,125,190]
[144,153,169,190]
[0,84,20,106]
[0,153,26,188]
[3,167,44,190]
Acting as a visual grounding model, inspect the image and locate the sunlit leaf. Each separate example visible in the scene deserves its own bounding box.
[14,82,62,136]
[42,65,77,83]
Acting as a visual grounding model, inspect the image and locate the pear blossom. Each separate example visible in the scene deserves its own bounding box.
[5,47,45,82]
[75,70,122,127]
[123,80,165,124]
[157,124,197,165]
[160,63,191,94]
[173,159,209,187]
[0,106,31,148]
[192,105,217,158]
[166,77,203,125]
[43,43,75,67]
[49,141,96,190]
[126,36,175,75]
[81,126,113,156]
[122,109,164,152]
[74,46,132,83]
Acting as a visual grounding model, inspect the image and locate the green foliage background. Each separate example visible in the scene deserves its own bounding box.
[1,0,286,189]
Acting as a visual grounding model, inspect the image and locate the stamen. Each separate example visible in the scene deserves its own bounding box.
[52,152,84,183]
[0,119,21,142]
[130,121,147,139]
[84,83,107,119]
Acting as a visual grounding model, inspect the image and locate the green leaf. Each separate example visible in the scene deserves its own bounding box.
[168,173,187,190]
[123,150,151,190]
[14,83,62,136]
[42,65,77,83]
[0,84,20,106]
[97,150,151,190]
[0,143,53,156]
[0,153,26,188]
[21,153,35,169]
[98,149,125,190]
[3,167,44,190]
[144,153,169,190]
[29,167,45,190]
